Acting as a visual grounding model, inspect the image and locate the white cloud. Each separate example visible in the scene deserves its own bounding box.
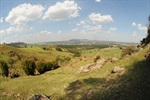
[79,30,87,34]
[77,21,86,26]
[0,30,5,36]
[132,22,136,26]
[89,13,113,24]
[0,17,3,23]
[6,26,23,34]
[86,25,102,32]
[72,28,78,32]
[132,31,137,37]
[58,31,62,33]
[0,25,23,36]
[132,22,147,32]
[109,27,117,31]
[95,0,101,2]
[83,26,90,28]
[40,31,52,35]
[43,1,81,20]
[5,3,44,25]
[30,27,33,30]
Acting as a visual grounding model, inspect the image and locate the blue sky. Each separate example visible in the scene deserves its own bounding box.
[0,0,149,43]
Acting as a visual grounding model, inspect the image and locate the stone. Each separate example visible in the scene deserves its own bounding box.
[111,57,119,62]
[112,66,125,73]
[30,94,50,100]
[77,59,106,74]
[9,73,20,78]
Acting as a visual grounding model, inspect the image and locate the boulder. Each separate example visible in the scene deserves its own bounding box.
[112,66,125,73]
[30,94,50,100]
[9,73,20,78]
[111,57,119,62]
[77,59,106,74]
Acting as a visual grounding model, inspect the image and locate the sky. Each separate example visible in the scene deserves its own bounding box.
[0,0,150,43]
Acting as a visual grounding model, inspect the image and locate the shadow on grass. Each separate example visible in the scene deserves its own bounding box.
[60,60,150,100]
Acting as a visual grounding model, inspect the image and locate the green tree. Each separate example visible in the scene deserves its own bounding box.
[141,15,150,45]
[22,60,36,75]
[36,62,46,74]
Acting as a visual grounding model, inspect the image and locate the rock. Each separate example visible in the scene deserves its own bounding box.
[30,94,50,100]
[112,66,125,73]
[111,57,119,62]
[77,59,106,74]
[9,73,20,78]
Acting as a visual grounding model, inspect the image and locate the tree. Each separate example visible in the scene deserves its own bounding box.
[141,15,150,45]
[0,60,9,77]
[36,62,47,74]
[22,60,36,75]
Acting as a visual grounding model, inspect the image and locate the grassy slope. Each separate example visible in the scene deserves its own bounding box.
[0,45,150,99]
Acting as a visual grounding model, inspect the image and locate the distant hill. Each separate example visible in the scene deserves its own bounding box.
[69,39,90,42]
[7,42,27,47]
[34,39,138,45]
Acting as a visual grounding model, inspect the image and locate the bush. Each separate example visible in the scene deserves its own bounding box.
[121,46,135,58]
[22,60,36,75]
[36,62,53,74]
[45,62,53,71]
[0,60,9,77]
[56,47,62,52]
[94,55,100,62]
[52,61,60,69]
[36,62,47,74]
[73,51,81,57]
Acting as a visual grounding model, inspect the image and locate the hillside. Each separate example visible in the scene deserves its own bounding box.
[0,44,150,99]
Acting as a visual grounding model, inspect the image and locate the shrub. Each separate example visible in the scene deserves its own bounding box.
[0,60,9,77]
[22,60,36,75]
[121,46,135,58]
[73,51,81,57]
[8,58,14,68]
[94,55,100,62]
[36,62,53,74]
[52,61,60,69]
[45,62,53,71]
[36,62,47,74]
[56,47,62,52]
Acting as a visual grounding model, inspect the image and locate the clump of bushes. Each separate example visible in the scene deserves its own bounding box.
[55,56,71,64]
[67,49,81,57]
[22,59,60,75]
[51,61,60,69]
[0,60,9,77]
[36,62,53,74]
[56,47,62,52]
[94,55,100,62]
[73,51,81,57]
[121,46,136,58]
[22,60,36,75]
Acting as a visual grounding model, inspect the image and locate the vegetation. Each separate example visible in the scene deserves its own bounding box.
[0,60,9,77]
[121,46,135,57]
[94,55,100,62]
[141,15,150,45]
[1,41,149,99]
[36,62,53,74]
[55,47,62,52]
[22,60,36,75]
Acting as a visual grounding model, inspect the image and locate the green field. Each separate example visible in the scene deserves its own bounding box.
[0,44,150,99]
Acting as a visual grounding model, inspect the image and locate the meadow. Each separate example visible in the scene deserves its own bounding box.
[0,43,150,100]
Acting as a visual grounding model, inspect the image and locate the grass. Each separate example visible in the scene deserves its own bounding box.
[0,44,150,99]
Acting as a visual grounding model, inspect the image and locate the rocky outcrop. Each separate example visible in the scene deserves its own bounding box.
[110,57,119,62]
[77,59,106,74]
[112,66,125,73]
[30,94,50,100]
